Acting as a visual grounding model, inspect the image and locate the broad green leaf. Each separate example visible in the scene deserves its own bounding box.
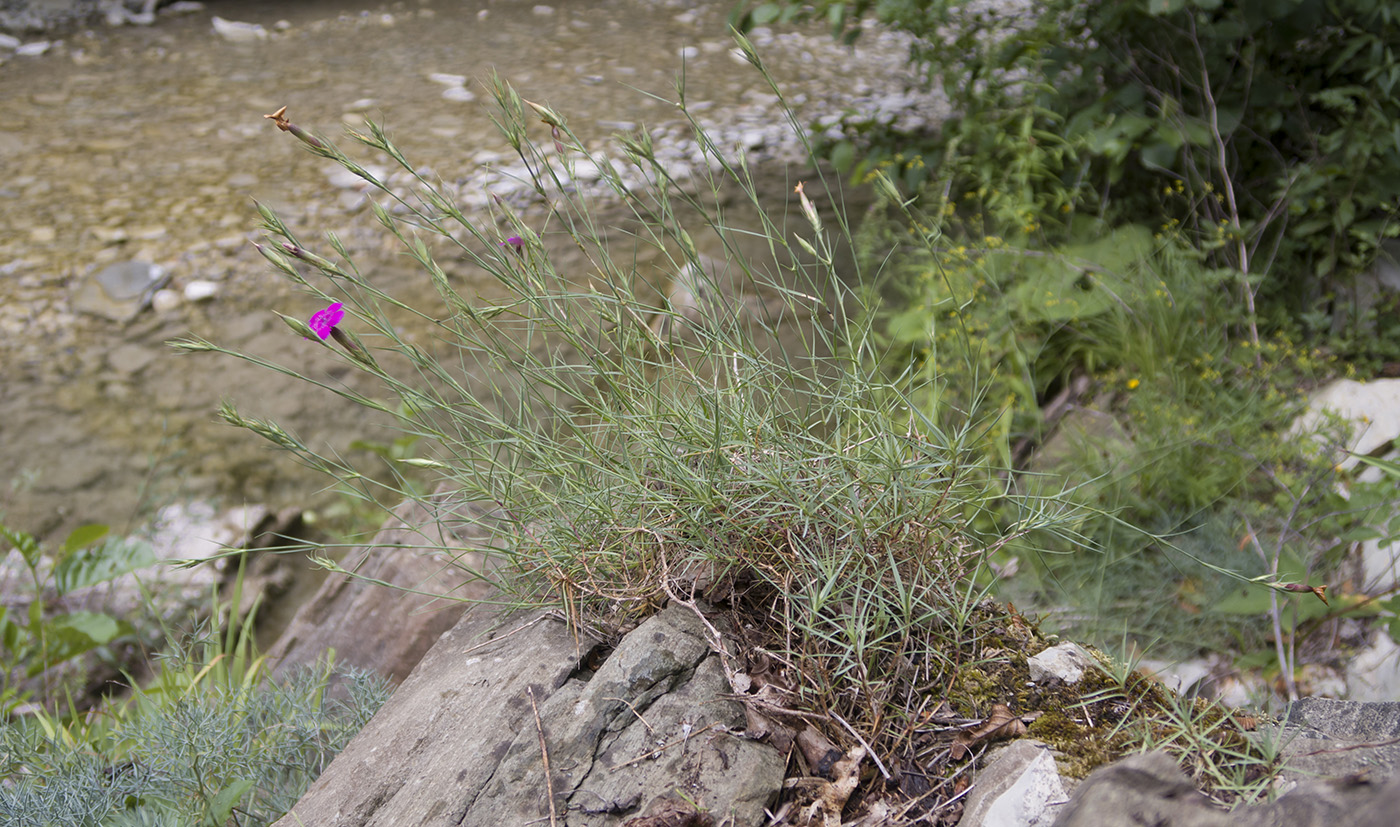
[0,523,42,570]
[1139,140,1178,172]
[61,524,109,556]
[750,3,781,24]
[53,538,157,596]
[206,779,256,826]
[27,612,131,675]
[829,140,856,174]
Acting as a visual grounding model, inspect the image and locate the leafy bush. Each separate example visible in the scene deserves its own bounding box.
[0,522,156,716]
[856,176,1368,656]
[741,0,1400,335]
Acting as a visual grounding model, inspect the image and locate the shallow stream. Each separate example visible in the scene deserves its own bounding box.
[0,0,940,545]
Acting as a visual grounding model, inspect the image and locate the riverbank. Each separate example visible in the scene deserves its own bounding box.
[0,0,944,543]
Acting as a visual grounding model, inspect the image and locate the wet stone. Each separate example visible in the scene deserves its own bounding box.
[107,342,158,375]
[71,260,167,322]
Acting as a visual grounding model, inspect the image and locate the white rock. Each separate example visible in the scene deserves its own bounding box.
[211,16,268,43]
[1346,630,1400,702]
[678,46,699,60]
[441,87,476,102]
[1138,658,1213,695]
[1028,642,1096,685]
[427,72,467,87]
[16,41,51,57]
[982,748,1067,827]
[1295,378,1400,468]
[151,288,181,313]
[961,741,1069,827]
[0,34,19,50]
[1295,378,1400,590]
[183,280,219,302]
[532,5,555,15]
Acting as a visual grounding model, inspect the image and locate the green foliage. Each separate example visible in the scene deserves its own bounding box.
[742,0,1400,334]
[181,48,1087,787]
[0,659,388,827]
[0,559,389,827]
[853,175,1363,659]
[0,523,152,714]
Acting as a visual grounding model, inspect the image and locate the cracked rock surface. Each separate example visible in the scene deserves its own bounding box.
[274,605,784,827]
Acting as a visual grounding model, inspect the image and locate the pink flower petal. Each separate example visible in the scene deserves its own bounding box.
[308,302,345,340]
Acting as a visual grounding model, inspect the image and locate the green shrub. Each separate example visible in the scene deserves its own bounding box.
[741,0,1400,336]
[0,658,387,827]
[850,177,1364,661]
[0,523,156,716]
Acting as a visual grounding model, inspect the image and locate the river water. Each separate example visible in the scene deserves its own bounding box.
[0,0,942,544]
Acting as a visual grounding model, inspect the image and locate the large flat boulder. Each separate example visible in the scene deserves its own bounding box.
[275,604,785,827]
[266,489,504,685]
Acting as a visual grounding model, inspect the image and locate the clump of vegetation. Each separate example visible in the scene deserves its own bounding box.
[0,522,157,717]
[163,36,1323,818]
[0,532,389,827]
[0,654,387,827]
[739,0,1400,691]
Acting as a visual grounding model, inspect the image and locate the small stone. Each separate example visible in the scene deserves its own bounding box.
[211,16,268,43]
[427,72,467,87]
[532,5,555,16]
[107,343,158,375]
[29,226,55,243]
[679,46,699,60]
[183,280,219,302]
[441,87,476,102]
[73,260,167,323]
[1028,642,1096,685]
[16,41,51,57]
[151,288,181,313]
[0,33,20,50]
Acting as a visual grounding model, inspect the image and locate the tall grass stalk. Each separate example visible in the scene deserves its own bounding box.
[174,42,1081,764]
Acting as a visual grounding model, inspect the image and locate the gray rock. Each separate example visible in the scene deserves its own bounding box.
[266,488,504,687]
[1028,643,1095,685]
[1052,744,1400,827]
[71,260,167,321]
[959,740,1069,827]
[274,605,784,827]
[106,341,158,374]
[1275,697,1400,784]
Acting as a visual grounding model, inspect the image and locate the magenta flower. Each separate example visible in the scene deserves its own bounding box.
[308,302,345,340]
[500,236,523,250]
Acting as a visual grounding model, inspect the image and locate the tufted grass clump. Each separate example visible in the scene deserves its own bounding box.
[170,38,1088,801]
[0,619,389,827]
